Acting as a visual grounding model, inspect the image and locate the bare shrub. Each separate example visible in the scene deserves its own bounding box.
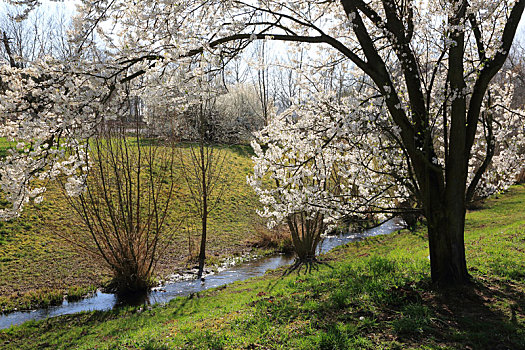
[248,224,294,254]
[61,126,177,296]
[177,100,230,278]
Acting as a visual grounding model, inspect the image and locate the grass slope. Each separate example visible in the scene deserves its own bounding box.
[1,185,524,349]
[0,143,265,313]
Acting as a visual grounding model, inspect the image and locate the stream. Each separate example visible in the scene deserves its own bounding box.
[0,218,403,330]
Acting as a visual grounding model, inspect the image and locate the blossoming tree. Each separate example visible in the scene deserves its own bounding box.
[2,0,525,286]
[248,63,524,266]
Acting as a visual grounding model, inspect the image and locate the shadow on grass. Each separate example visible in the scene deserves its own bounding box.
[244,256,523,349]
[282,258,334,277]
[171,294,194,317]
[388,278,524,349]
[262,258,334,292]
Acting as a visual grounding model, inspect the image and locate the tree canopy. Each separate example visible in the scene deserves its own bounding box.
[1,0,524,285]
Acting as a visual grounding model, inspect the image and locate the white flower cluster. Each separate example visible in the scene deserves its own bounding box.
[0,59,119,219]
[467,71,525,199]
[248,89,410,232]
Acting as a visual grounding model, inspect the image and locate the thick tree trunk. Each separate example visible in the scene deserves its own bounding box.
[424,168,470,285]
[427,206,469,285]
[421,158,470,286]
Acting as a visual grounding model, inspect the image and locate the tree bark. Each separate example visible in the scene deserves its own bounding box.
[198,103,208,279]
[427,205,469,285]
[197,151,207,278]
[424,167,470,285]
[198,206,207,278]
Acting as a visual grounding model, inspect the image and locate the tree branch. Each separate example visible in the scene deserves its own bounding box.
[465,0,525,154]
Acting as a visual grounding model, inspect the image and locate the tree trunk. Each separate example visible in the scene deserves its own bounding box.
[198,107,207,279]
[426,195,469,286]
[286,212,324,262]
[419,154,470,286]
[198,209,207,278]
[197,147,208,278]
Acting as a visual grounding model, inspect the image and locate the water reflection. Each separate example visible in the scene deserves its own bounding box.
[0,218,403,330]
[115,292,151,308]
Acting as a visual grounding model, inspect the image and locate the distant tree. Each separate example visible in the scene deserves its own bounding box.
[178,98,229,278]
[0,3,73,66]
[213,83,265,142]
[141,69,265,143]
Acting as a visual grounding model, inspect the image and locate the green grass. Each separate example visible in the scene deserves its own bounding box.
[1,184,524,349]
[0,141,267,313]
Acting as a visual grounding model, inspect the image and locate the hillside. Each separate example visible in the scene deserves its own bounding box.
[0,143,266,313]
[1,185,524,349]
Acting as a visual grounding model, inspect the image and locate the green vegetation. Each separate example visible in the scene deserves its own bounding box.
[1,185,524,349]
[0,142,267,313]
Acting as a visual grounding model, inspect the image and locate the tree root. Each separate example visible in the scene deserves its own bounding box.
[282,257,333,276]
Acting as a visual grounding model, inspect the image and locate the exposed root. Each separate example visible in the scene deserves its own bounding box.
[282,257,333,276]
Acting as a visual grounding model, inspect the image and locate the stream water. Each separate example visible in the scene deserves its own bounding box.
[0,218,403,330]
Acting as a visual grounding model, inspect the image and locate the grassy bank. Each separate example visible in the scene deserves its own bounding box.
[0,143,274,313]
[1,185,524,349]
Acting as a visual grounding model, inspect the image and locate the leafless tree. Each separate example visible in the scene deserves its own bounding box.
[60,125,178,296]
[0,4,73,67]
[178,99,229,278]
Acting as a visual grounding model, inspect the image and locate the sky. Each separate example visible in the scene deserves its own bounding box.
[41,0,77,13]
[33,1,525,42]
[6,1,525,55]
